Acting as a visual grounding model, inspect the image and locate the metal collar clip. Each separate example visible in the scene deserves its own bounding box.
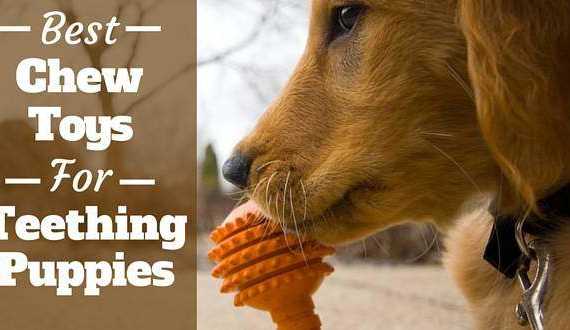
[514,219,553,330]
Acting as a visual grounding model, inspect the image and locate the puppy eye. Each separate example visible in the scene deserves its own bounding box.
[336,6,364,33]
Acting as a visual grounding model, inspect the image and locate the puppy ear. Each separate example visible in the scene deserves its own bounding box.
[458,1,570,207]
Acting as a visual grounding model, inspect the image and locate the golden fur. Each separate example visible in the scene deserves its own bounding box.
[231,0,570,328]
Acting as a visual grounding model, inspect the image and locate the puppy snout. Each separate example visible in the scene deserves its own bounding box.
[222,151,253,189]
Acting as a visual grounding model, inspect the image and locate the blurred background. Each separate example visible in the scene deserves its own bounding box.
[197,0,471,329]
[0,1,195,329]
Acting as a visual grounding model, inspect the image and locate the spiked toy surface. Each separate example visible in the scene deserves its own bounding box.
[208,201,335,330]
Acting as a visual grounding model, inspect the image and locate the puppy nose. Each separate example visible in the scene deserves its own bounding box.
[222,152,252,189]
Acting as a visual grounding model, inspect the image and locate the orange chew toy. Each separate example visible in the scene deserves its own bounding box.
[208,201,335,330]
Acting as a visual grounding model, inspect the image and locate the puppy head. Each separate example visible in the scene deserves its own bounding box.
[227,0,499,244]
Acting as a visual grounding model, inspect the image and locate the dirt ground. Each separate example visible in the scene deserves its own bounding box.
[198,261,473,330]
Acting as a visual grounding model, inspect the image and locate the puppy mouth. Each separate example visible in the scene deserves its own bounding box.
[278,181,386,235]
[247,159,386,239]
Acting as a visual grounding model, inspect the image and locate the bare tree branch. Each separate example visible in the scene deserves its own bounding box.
[56,0,114,114]
[56,0,167,117]
[122,63,193,115]
[125,0,161,68]
[227,62,272,104]
[197,2,279,67]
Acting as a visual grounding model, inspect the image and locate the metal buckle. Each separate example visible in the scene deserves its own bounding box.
[514,218,553,330]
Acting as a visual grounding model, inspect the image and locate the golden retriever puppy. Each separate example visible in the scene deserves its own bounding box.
[222,1,570,328]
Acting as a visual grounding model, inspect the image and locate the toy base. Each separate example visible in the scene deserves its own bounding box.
[270,297,321,330]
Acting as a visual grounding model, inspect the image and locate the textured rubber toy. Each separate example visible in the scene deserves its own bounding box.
[209,200,335,330]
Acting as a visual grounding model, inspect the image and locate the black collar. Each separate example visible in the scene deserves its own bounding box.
[483,184,570,278]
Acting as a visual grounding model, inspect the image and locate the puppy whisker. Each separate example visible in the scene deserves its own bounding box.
[256,160,282,173]
[300,179,308,223]
[250,176,268,201]
[290,188,307,264]
[370,235,390,257]
[274,190,287,234]
[265,172,278,214]
[426,140,482,195]
[419,131,454,138]
[282,171,291,223]
[446,63,474,101]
